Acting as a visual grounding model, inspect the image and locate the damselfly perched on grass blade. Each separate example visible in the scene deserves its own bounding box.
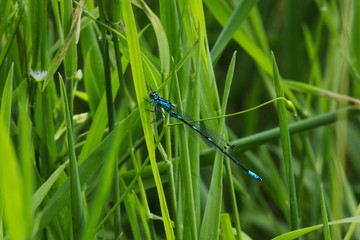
[148,91,262,182]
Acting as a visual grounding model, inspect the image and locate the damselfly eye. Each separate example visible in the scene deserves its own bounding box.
[149,92,158,99]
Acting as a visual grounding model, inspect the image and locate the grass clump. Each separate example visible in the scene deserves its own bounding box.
[1,0,360,239]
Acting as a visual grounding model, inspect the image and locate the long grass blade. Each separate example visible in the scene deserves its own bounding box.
[0,118,26,239]
[211,0,259,63]
[42,0,85,90]
[122,0,174,238]
[59,74,85,238]
[271,52,299,230]
[0,63,13,133]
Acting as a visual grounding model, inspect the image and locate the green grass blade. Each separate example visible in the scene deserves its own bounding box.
[122,0,174,238]
[343,204,360,240]
[137,0,170,76]
[204,0,271,74]
[98,5,121,234]
[211,0,259,63]
[221,51,236,112]
[0,119,26,239]
[271,52,299,230]
[80,24,105,113]
[159,0,179,56]
[120,178,140,240]
[0,199,3,239]
[320,184,331,240]
[0,5,23,68]
[1,1,360,239]
[32,161,68,211]
[285,80,360,105]
[28,0,47,66]
[177,26,202,240]
[42,0,85,90]
[222,52,243,240]
[199,54,227,239]
[199,152,223,240]
[0,63,13,133]
[78,95,108,164]
[272,216,360,240]
[34,83,57,176]
[59,74,85,238]
[220,214,236,240]
[18,97,34,239]
[0,0,13,42]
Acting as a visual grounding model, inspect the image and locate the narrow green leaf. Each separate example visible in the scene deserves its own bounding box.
[80,25,105,114]
[0,6,23,67]
[272,216,360,240]
[178,25,202,240]
[320,184,331,240]
[137,0,170,75]
[101,0,122,23]
[28,0,47,66]
[211,0,259,63]
[221,51,236,113]
[0,63,13,133]
[0,119,26,239]
[0,0,13,41]
[199,136,223,239]
[120,179,140,240]
[159,0,179,55]
[204,0,271,74]
[271,52,299,230]
[220,214,236,240]
[59,74,85,238]
[33,82,57,176]
[32,160,68,211]
[122,0,174,239]
[18,97,34,239]
[0,198,3,238]
[284,80,360,105]
[222,52,243,240]
[78,95,108,164]
[42,0,85,90]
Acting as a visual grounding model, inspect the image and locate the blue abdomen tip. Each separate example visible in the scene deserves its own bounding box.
[248,170,262,182]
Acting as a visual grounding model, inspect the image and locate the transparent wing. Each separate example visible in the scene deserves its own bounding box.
[171,105,235,152]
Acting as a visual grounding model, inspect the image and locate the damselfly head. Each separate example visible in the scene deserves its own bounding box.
[149,92,158,99]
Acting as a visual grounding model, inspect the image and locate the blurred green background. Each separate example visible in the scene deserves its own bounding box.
[1,0,360,239]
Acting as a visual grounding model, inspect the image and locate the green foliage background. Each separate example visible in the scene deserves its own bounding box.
[1,0,360,239]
